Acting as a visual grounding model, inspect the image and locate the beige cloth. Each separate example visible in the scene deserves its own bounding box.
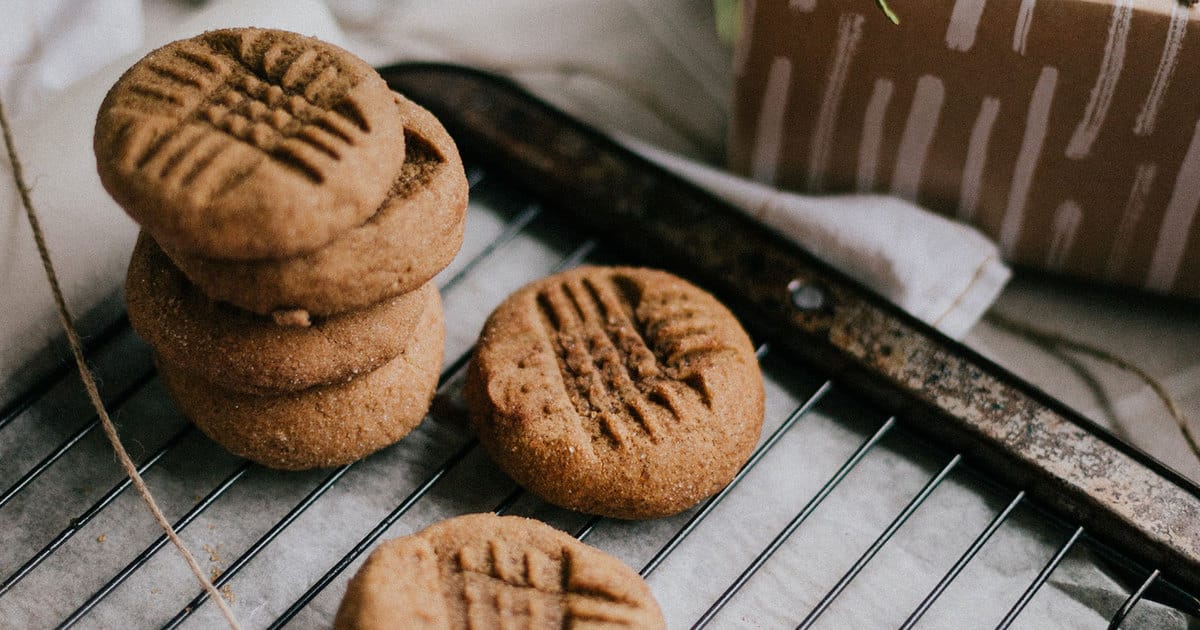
[621,134,1010,339]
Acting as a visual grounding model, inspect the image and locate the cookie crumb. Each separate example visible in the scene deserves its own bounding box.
[221,584,236,604]
[271,308,312,327]
[96,534,106,543]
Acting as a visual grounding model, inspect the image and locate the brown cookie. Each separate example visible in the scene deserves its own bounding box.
[95,28,405,260]
[125,231,433,394]
[157,287,444,470]
[465,267,764,519]
[334,513,665,630]
[162,92,468,317]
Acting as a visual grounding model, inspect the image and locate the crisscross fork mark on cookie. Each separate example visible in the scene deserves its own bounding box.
[157,93,466,315]
[468,268,763,518]
[535,272,729,448]
[457,539,648,628]
[112,29,375,198]
[335,515,664,628]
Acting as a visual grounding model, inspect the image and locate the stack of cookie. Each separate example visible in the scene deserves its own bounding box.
[96,28,468,469]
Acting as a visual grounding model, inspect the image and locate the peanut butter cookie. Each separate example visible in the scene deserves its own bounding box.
[163,93,468,317]
[157,286,444,470]
[466,267,764,519]
[126,231,434,394]
[95,28,405,259]
[335,513,665,629]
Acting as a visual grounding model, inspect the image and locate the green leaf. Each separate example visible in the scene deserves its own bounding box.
[713,0,742,45]
[876,0,900,24]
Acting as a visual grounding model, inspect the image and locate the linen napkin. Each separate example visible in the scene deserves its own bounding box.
[619,134,1011,339]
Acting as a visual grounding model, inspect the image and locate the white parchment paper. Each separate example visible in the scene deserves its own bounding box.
[0,183,1189,629]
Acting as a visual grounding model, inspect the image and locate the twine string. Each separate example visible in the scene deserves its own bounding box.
[0,98,242,630]
[986,311,1200,467]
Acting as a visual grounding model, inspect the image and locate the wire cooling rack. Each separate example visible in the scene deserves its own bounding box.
[1,64,1199,628]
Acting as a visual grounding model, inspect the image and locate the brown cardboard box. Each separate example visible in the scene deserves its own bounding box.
[729,0,1200,299]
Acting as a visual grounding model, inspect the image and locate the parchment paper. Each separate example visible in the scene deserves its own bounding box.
[0,182,1189,629]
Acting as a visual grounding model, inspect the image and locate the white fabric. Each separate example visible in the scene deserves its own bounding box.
[0,0,143,120]
[621,134,1010,339]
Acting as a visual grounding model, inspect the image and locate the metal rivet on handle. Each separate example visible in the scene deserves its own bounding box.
[788,279,827,312]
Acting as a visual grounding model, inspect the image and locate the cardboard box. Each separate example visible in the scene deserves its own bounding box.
[728,0,1200,299]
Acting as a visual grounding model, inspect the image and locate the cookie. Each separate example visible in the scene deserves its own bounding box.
[162,92,468,317]
[334,513,665,630]
[465,267,764,519]
[95,28,406,260]
[126,231,434,394]
[157,287,444,470]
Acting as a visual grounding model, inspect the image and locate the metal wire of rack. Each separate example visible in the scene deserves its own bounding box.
[2,66,1200,629]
